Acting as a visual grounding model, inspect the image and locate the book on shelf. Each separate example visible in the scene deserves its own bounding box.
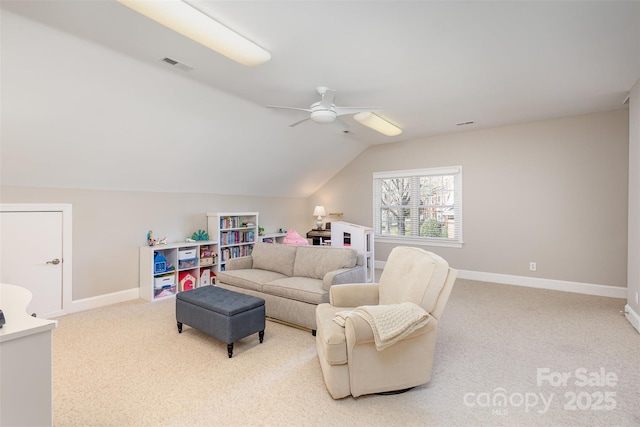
[220,245,254,262]
[220,216,242,229]
[221,230,256,246]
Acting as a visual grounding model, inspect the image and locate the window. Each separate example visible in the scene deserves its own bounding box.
[373,166,463,247]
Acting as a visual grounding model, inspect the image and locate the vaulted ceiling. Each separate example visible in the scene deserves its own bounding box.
[1,1,638,197]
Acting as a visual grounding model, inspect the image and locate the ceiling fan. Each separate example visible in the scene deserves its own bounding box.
[266,87,381,128]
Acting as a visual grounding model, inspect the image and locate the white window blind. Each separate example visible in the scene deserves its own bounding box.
[373,166,463,247]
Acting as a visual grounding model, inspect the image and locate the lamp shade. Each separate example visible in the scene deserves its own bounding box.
[353,112,402,136]
[313,206,327,217]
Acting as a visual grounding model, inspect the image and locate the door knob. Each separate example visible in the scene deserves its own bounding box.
[46,258,61,265]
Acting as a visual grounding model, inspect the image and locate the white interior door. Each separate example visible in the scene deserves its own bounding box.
[0,211,64,317]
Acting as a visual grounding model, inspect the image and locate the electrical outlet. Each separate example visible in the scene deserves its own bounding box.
[529,262,537,272]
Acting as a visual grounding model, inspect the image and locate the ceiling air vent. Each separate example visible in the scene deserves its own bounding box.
[456,121,475,126]
[160,57,194,72]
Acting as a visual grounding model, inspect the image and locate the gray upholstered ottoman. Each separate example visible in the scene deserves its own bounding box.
[176,286,265,358]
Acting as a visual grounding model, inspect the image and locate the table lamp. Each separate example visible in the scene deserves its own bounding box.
[313,205,326,230]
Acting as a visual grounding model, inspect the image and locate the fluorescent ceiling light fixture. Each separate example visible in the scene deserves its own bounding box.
[353,112,402,136]
[117,0,271,66]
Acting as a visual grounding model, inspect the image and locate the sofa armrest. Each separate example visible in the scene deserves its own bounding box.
[226,256,253,270]
[330,283,380,307]
[322,265,366,291]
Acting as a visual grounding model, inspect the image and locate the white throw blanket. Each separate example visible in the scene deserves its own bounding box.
[333,302,431,351]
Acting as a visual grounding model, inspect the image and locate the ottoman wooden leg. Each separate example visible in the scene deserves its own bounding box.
[177,322,183,333]
[259,330,264,343]
[227,343,234,358]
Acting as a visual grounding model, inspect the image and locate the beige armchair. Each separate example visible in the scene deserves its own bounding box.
[315,246,457,399]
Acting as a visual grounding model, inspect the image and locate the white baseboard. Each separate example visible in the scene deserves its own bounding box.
[457,270,627,299]
[64,267,629,315]
[374,261,626,299]
[69,287,140,314]
[624,304,640,333]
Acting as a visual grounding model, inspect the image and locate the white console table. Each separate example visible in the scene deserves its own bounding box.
[0,283,58,426]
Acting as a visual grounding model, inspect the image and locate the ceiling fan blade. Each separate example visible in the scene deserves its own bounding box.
[289,117,312,127]
[319,89,336,109]
[266,105,312,113]
[335,106,382,116]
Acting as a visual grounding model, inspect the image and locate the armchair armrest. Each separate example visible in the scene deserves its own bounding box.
[330,283,380,307]
[345,313,438,346]
[226,256,253,270]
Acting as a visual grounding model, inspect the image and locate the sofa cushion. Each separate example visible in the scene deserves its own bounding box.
[293,246,357,280]
[251,242,297,277]
[216,269,288,293]
[263,277,329,305]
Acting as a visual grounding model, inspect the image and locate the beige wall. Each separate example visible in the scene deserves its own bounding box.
[0,109,629,301]
[628,79,640,312]
[311,109,629,287]
[0,186,308,300]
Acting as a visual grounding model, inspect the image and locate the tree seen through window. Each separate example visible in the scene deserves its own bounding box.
[374,167,462,245]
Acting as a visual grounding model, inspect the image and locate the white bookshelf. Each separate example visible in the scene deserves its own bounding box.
[330,221,375,283]
[207,212,259,271]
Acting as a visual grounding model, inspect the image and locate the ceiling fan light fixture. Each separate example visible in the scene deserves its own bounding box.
[310,110,337,124]
[116,0,271,67]
[353,112,402,136]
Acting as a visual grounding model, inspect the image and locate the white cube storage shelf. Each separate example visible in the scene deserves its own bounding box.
[140,240,219,301]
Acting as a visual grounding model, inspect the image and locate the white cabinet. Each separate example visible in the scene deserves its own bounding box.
[208,212,259,271]
[0,284,58,427]
[258,232,286,244]
[139,241,219,301]
[330,221,375,283]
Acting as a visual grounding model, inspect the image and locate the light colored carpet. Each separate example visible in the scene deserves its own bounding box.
[52,279,640,426]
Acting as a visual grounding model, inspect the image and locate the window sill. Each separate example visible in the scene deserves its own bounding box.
[375,235,463,249]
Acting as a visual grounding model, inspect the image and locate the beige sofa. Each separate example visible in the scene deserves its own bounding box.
[215,242,366,333]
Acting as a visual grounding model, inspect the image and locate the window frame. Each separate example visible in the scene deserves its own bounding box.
[373,166,463,248]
